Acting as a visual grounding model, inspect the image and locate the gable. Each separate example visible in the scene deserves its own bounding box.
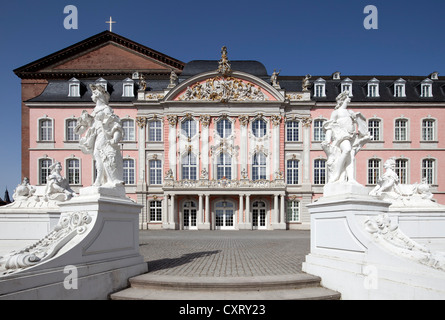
[49,43,172,72]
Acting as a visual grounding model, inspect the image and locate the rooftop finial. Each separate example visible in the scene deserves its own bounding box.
[217,46,231,76]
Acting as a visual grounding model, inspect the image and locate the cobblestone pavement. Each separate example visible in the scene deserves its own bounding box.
[139,230,310,277]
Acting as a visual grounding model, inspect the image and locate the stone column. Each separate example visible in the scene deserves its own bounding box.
[280,194,286,227]
[245,194,251,229]
[201,193,210,230]
[239,115,249,177]
[200,115,210,179]
[271,115,281,178]
[273,194,279,225]
[169,194,176,230]
[302,117,312,188]
[239,194,244,224]
[136,117,147,188]
[167,115,178,180]
[162,195,168,229]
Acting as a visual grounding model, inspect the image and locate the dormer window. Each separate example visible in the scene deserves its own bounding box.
[122,78,134,97]
[420,78,433,98]
[367,78,380,97]
[341,78,353,96]
[95,77,108,91]
[68,78,80,97]
[314,78,326,97]
[394,79,406,97]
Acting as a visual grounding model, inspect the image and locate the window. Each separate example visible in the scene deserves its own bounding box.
[394,79,406,97]
[122,78,134,97]
[149,160,162,185]
[95,77,107,91]
[217,153,232,180]
[422,119,435,141]
[287,200,300,222]
[149,200,162,222]
[148,120,162,142]
[314,159,326,185]
[39,159,53,185]
[313,119,326,141]
[422,159,435,185]
[287,160,299,185]
[123,159,135,185]
[252,153,267,180]
[182,153,197,180]
[67,159,80,185]
[367,78,380,97]
[368,119,381,141]
[395,159,408,184]
[395,119,408,141]
[216,119,232,138]
[122,119,135,141]
[68,78,80,97]
[341,78,353,96]
[286,121,299,142]
[39,119,53,141]
[368,159,381,185]
[66,119,79,141]
[252,119,267,138]
[421,79,433,98]
[314,78,326,97]
[181,119,196,139]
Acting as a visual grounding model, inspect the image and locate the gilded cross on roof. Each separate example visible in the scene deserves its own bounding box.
[106,16,116,32]
[217,46,232,76]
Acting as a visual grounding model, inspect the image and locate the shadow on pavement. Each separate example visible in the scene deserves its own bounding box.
[145,250,221,273]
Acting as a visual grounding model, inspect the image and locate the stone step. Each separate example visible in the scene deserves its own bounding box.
[110,273,341,300]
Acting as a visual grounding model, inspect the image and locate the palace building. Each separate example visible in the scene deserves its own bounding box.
[14,31,445,230]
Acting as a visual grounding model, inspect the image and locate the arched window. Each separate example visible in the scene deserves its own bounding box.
[149,200,162,222]
[182,153,197,180]
[181,119,196,139]
[368,119,381,141]
[216,118,232,138]
[422,159,435,185]
[286,121,299,142]
[39,119,53,141]
[287,160,299,185]
[66,119,79,141]
[395,119,408,141]
[395,159,408,184]
[252,153,267,181]
[252,119,267,138]
[368,159,381,185]
[217,153,232,180]
[39,158,53,185]
[123,159,135,185]
[314,159,326,185]
[121,119,135,141]
[313,119,325,141]
[148,120,162,142]
[149,159,162,185]
[422,119,435,141]
[67,158,80,185]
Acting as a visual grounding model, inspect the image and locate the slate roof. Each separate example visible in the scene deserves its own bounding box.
[181,60,268,78]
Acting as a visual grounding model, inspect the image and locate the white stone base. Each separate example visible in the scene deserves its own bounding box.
[0,211,60,240]
[272,223,287,230]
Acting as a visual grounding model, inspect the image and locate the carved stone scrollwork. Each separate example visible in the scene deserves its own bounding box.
[167,115,178,127]
[270,115,282,127]
[238,115,249,127]
[199,115,211,127]
[301,117,312,128]
[136,116,147,128]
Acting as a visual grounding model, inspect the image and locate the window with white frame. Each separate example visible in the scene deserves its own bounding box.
[286,120,299,142]
[148,120,162,142]
[181,119,196,139]
[422,119,435,141]
[421,79,433,98]
[287,200,300,222]
[217,153,232,180]
[287,159,299,185]
[149,159,162,185]
[39,119,53,141]
[395,119,408,141]
[68,78,80,97]
[341,78,353,96]
[314,78,326,97]
[121,119,135,141]
[368,119,381,141]
[368,159,381,185]
[395,159,408,184]
[252,153,267,180]
[216,118,232,138]
[422,159,435,185]
[122,78,134,97]
[66,119,79,141]
[367,78,380,97]
[67,159,80,185]
[394,79,406,97]
[313,119,326,141]
[314,159,326,185]
[39,159,53,185]
[123,159,135,185]
[182,153,197,180]
[149,200,162,222]
[252,119,267,138]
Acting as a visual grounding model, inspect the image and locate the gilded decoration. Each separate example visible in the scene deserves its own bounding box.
[136,116,147,128]
[217,46,232,76]
[199,115,211,127]
[238,115,249,127]
[271,114,282,127]
[177,77,267,103]
[167,115,178,127]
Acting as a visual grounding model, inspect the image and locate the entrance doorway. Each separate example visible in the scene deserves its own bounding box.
[252,201,267,230]
[215,200,235,230]
[183,200,197,230]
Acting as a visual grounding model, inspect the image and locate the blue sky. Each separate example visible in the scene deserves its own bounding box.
[0,0,444,197]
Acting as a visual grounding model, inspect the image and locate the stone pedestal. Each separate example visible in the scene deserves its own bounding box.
[0,187,148,300]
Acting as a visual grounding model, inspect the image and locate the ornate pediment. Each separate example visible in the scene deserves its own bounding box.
[176,76,268,102]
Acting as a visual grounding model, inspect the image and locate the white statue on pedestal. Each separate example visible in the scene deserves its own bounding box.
[322,91,371,184]
[75,84,124,188]
[45,161,77,201]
